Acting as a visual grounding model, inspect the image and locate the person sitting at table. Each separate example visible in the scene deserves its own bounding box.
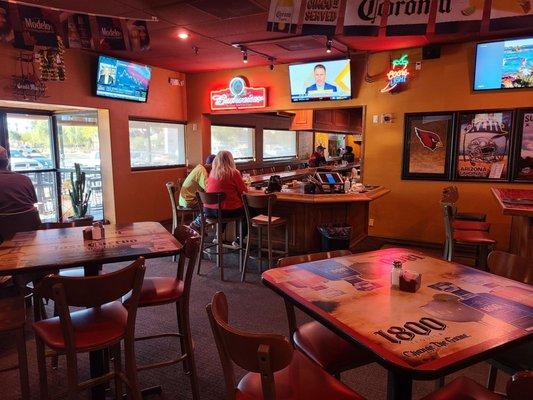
[181,154,215,231]
[204,150,248,247]
[308,145,326,167]
[0,146,41,242]
[342,146,355,163]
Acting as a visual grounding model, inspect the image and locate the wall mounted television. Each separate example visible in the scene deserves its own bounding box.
[95,55,152,102]
[289,58,351,102]
[474,37,533,91]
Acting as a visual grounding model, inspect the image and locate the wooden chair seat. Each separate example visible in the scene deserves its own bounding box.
[134,277,184,307]
[453,230,496,245]
[250,214,286,227]
[421,376,503,400]
[33,301,127,351]
[293,321,374,374]
[236,350,365,400]
[452,220,491,231]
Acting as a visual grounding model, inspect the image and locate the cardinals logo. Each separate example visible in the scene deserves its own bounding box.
[415,127,443,151]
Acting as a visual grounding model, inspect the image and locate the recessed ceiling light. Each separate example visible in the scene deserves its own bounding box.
[178,32,190,40]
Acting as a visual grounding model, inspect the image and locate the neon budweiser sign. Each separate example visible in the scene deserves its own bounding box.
[210,77,267,111]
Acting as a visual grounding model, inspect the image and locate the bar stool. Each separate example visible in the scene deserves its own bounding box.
[441,186,487,221]
[0,293,30,400]
[196,191,244,280]
[241,193,289,282]
[166,180,198,233]
[124,226,201,399]
[32,258,146,400]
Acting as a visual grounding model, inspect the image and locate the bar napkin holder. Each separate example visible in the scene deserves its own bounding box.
[83,222,105,241]
[399,270,421,293]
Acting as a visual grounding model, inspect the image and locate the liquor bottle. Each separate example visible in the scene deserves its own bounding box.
[344,177,350,193]
[391,260,402,288]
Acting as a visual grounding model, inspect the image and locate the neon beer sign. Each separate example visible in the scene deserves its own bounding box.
[381,54,409,93]
[210,77,267,111]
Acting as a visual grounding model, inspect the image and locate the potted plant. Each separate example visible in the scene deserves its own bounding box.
[67,163,93,222]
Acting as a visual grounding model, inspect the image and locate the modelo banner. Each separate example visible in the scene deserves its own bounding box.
[13,4,60,49]
[93,16,127,51]
[302,0,342,35]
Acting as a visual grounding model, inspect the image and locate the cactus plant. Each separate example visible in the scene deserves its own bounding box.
[69,163,92,218]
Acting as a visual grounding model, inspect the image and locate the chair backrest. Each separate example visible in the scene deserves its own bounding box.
[0,208,42,242]
[242,193,277,224]
[206,291,293,400]
[487,250,533,285]
[277,249,352,268]
[173,225,201,299]
[441,185,459,204]
[40,219,110,229]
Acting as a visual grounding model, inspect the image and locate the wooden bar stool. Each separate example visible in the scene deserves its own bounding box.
[196,191,244,281]
[123,226,201,399]
[206,291,365,400]
[276,251,375,378]
[167,180,198,233]
[241,193,289,282]
[0,294,30,400]
[32,258,146,400]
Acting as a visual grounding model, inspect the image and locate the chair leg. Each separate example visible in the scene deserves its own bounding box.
[197,222,206,275]
[238,220,244,272]
[176,302,189,374]
[477,245,489,270]
[112,344,123,400]
[258,226,263,272]
[35,336,49,400]
[447,240,454,262]
[267,226,273,270]
[435,376,445,389]
[486,364,498,391]
[179,303,200,400]
[16,328,30,400]
[124,339,142,400]
[216,223,224,281]
[241,226,252,283]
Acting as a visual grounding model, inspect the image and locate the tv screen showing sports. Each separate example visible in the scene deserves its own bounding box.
[289,59,351,102]
[96,55,151,102]
[474,37,533,91]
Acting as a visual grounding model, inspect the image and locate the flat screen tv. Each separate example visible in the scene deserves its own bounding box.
[96,55,152,102]
[474,37,533,91]
[289,59,351,102]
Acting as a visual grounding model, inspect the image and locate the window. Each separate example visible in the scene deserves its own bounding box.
[211,125,254,161]
[263,129,297,159]
[129,119,186,169]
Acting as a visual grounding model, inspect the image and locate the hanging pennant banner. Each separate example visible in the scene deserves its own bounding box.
[435,0,484,34]
[489,0,533,31]
[302,0,341,35]
[94,16,127,51]
[0,2,14,43]
[343,0,382,36]
[267,0,302,33]
[385,0,432,36]
[127,20,150,51]
[65,14,93,49]
[14,5,59,49]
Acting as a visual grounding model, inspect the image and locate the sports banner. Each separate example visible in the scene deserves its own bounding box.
[343,0,383,36]
[267,0,302,33]
[385,0,432,36]
[65,14,93,49]
[93,16,127,51]
[14,5,59,49]
[489,0,533,31]
[302,0,341,35]
[435,0,484,34]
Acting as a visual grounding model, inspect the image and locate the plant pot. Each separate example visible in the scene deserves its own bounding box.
[67,215,94,224]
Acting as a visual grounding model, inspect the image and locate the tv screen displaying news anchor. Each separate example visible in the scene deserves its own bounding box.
[289,59,351,102]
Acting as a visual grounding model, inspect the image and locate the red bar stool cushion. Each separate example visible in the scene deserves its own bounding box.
[32,301,127,351]
[453,230,496,245]
[124,277,184,307]
[293,321,373,374]
[421,376,503,400]
[236,350,365,400]
[452,221,491,231]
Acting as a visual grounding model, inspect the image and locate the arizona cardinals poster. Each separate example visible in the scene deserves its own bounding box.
[455,111,513,180]
[514,110,533,181]
[402,113,453,180]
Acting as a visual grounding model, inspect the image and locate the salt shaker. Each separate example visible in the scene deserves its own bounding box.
[391,260,403,288]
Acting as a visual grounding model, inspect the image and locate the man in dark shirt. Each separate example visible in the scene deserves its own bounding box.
[342,146,355,163]
[0,146,38,214]
[309,145,327,167]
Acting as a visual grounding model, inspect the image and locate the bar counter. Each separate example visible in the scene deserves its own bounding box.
[249,185,390,254]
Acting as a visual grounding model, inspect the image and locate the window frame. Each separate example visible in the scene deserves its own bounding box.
[210,123,256,162]
[262,128,298,161]
[128,117,187,171]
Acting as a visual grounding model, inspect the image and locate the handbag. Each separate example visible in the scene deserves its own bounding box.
[265,175,282,194]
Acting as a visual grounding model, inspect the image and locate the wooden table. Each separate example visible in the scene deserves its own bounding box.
[262,248,532,400]
[491,188,533,259]
[0,221,182,400]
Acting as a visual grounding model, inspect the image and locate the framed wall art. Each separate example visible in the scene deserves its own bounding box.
[454,110,514,181]
[513,109,533,182]
[402,112,455,180]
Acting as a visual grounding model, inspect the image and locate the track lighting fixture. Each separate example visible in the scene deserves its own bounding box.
[326,38,332,53]
[192,45,199,55]
[240,46,248,63]
[269,57,274,70]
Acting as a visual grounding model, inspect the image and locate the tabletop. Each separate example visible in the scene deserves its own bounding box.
[262,248,532,378]
[0,221,182,276]
[491,188,533,217]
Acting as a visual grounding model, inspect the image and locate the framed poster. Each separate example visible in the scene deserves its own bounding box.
[402,112,455,180]
[454,110,514,181]
[513,109,533,182]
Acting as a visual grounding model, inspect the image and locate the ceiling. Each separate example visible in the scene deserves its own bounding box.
[22,0,533,73]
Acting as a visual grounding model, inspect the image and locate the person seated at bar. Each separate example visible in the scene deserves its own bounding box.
[181,154,215,231]
[342,145,355,163]
[0,146,41,241]
[309,145,326,167]
[204,150,248,246]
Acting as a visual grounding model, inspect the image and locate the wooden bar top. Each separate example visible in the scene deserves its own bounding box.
[248,186,390,204]
[491,188,533,217]
[249,163,359,184]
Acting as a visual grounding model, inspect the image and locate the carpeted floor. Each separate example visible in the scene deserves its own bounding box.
[0,251,511,400]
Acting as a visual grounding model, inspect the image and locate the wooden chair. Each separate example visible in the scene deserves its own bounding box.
[241,193,289,282]
[485,251,533,391]
[166,180,198,233]
[196,191,244,280]
[206,291,365,400]
[124,226,200,399]
[276,250,374,378]
[32,258,146,400]
[0,294,30,400]
[421,372,533,400]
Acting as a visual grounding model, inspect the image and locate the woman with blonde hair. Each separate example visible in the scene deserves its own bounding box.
[204,150,248,245]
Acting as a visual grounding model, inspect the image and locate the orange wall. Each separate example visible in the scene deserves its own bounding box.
[186,42,533,249]
[0,44,187,223]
